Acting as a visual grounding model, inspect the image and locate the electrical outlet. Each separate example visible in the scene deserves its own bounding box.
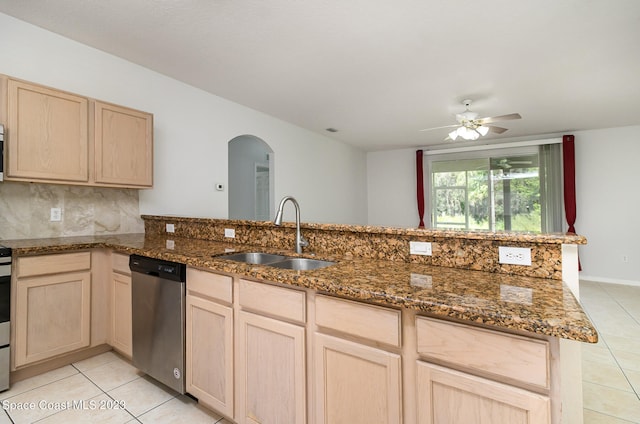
[410,241,432,256]
[166,223,175,233]
[498,246,532,266]
[50,208,62,222]
[224,228,236,238]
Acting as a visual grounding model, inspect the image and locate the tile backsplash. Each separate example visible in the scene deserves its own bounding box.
[0,181,143,240]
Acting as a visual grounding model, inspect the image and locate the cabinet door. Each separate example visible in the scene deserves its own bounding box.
[15,271,91,367]
[314,333,402,424]
[110,271,132,358]
[94,101,153,187]
[7,79,89,182]
[416,361,550,424]
[237,311,306,424]
[186,295,234,418]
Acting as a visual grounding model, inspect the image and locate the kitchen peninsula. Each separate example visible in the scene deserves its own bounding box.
[3,215,596,424]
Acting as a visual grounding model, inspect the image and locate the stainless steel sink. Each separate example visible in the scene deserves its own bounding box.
[218,252,335,271]
[266,258,335,271]
[219,252,287,265]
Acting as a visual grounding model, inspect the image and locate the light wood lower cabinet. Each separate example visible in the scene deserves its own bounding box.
[185,268,234,418]
[314,332,402,424]
[186,294,234,417]
[14,252,92,368]
[416,361,550,424]
[110,271,132,357]
[236,310,306,424]
[109,253,132,357]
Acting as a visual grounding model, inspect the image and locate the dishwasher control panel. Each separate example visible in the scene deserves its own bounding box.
[129,254,186,281]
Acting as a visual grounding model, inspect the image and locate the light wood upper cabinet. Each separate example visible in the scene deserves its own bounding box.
[1,75,153,188]
[6,78,89,182]
[94,101,153,187]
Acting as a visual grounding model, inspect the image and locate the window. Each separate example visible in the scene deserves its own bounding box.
[427,142,562,233]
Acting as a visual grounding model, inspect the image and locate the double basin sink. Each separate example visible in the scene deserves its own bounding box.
[219,252,335,271]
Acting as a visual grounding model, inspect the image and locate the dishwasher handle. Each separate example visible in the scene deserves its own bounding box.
[129,254,186,282]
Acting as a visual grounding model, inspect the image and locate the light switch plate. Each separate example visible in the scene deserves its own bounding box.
[410,241,432,256]
[224,228,236,238]
[166,223,175,233]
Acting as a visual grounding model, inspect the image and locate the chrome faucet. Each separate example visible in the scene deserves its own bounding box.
[273,196,309,254]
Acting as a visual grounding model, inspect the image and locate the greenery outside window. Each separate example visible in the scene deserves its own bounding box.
[427,142,562,233]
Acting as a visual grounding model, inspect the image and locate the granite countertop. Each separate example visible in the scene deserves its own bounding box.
[2,233,597,343]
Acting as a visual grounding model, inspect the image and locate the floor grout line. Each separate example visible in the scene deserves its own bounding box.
[581,280,640,420]
[583,407,636,423]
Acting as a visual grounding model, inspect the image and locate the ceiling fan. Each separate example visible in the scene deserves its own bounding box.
[420,99,521,141]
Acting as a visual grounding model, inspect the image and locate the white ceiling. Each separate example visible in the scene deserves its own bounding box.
[1,0,639,151]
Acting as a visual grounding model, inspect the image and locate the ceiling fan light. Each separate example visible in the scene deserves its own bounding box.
[477,126,490,136]
[448,129,459,141]
[456,126,475,140]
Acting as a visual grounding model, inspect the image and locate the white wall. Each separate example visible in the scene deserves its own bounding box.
[366,127,640,285]
[573,126,640,285]
[367,148,419,227]
[0,13,367,225]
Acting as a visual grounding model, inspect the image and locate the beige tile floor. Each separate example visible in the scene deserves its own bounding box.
[0,351,232,423]
[581,280,640,423]
[0,279,638,423]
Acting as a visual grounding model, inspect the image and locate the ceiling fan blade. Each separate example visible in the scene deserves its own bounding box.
[487,126,508,134]
[479,113,522,124]
[420,124,459,132]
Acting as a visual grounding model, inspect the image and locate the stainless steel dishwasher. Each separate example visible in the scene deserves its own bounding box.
[130,254,186,394]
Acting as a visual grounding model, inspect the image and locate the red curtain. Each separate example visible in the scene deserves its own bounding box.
[562,135,577,234]
[563,134,581,270]
[416,150,425,228]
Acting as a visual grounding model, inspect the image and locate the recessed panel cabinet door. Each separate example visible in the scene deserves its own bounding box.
[14,271,92,367]
[416,361,550,424]
[94,101,153,187]
[186,294,234,418]
[314,332,402,424]
[110,271,132,358]
[7,79,89,182]
[237,311,306,424]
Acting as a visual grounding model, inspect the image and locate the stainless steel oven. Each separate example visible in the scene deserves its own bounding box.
[0,246,11,391]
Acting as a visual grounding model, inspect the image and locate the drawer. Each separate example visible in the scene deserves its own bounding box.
[17,251,91,277]
[416,316,550,389]
[187,267,233,304]
[315,295,401,347]
[239,279,305,324]
[111,253,130,275]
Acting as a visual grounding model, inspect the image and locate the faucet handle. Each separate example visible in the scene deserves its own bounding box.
[299,236,310,248]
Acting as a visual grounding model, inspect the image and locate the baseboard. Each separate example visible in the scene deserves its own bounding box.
[10,344,113,384]
[580,275,640,287]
